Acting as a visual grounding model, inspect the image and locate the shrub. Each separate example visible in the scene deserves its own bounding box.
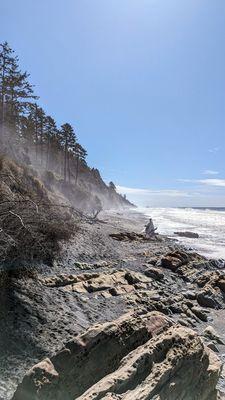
[0,159,78,266]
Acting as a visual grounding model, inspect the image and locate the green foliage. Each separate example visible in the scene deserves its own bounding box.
[0,41,87,184]
[109,181,116,190]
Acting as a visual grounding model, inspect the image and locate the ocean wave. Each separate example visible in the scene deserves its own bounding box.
[138,207,225,259]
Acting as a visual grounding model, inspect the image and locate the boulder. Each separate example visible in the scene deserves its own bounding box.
[160,255,182,272]
[197,290,221,309]
[12,312,221,400]
[217,278,225,294]
[174,231,199,238]
[159,250,189,272]
[144,267,164,281]
[77,327,221,400]
[203,326,224,345]
[12,312,172,400]
[207,342,219,353]
[191,306,208,322]
[183,290,196,300]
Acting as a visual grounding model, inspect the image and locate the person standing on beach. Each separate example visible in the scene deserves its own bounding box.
[145,218,157,238]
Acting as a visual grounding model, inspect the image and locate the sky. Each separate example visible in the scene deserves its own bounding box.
[1,0,225,207]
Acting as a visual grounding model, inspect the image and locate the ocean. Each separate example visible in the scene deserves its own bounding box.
[137,207,225,260]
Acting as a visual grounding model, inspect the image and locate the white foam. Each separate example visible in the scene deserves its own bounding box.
[137,207,225,260]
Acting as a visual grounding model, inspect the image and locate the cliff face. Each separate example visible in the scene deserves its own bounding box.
[0,147,134,265]
[0,141,134,214]
[40,164,134,214]
[70,166,134,211]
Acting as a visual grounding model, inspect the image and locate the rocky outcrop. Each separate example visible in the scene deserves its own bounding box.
[174,231,199,238]
[157,250,225,309]
[12,312,221,400]
[109,232,151,242]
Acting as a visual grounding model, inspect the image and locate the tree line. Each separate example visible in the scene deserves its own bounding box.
[0,41,87,183]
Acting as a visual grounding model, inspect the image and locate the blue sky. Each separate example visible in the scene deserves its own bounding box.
[1,0,225,206]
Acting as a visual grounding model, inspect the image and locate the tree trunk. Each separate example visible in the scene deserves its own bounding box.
[75,156,79,185]
[1,51,6,137]
[40,116,43,165]
[46,136,50,169]
[35,105,38,161]
[64,138,68,182]
[67,153,71,183]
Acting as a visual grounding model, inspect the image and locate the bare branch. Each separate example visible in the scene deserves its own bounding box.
[9,210,26,228]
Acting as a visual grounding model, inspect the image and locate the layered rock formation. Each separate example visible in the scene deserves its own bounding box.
[2,221,225,399]
[12,312,221,400]
[155,249,225,309]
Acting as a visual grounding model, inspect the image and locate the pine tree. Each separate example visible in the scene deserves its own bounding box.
[0,42,37,138]
[60,123,77,182]
[44,115,58,169]
[109,181,116,190]
[74,143,87,185]
[31,105,46,164]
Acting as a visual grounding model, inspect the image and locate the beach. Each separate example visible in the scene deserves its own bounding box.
[1,209,225,399]
[137,207,225,259]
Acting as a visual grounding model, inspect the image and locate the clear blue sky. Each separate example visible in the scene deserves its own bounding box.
[1,0,225,206]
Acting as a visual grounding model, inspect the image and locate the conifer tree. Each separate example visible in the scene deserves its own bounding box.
[60,123,77,182]
[44,115,58,169]
[74,143,87,185]
[0,41,37,137]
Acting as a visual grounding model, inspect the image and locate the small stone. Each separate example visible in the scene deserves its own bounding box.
[183,290,196,300]
[217,278,225,293]
[177,319,189,327]
[207,342,219,353]
[144,268,164,281]
[197,291,219,309]
[203,326,224,345]
[191,306,208,322]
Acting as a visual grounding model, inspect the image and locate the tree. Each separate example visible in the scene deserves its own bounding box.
[92,196,102,219]
[74,143,87,185]
[31,105,46,164]
[60,123,77,182]
[0,42,37,138]
[109,181,116,190]
[0,42,92,190]
[44,115,58,169]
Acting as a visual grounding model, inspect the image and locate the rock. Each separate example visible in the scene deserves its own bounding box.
[124,271,150,285]
[12,358,59,400]
[160,255,182,272]
[203,326,224,345]
[77,327,221,400]
[207,342,219,353]
[217,278,225,293]
[174,231,199,238]
[50,270,153,298]
[147,257,158,266]
[177,318,190,327]
[12,312,221,400]
[183,290,196,300]
[191,306,208,322]
[169,304,183,314]
[109,232,149,242]
[197,290,220,309]
[144,267,164,281]
[12,312,172,400]
[159,250,189,272]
